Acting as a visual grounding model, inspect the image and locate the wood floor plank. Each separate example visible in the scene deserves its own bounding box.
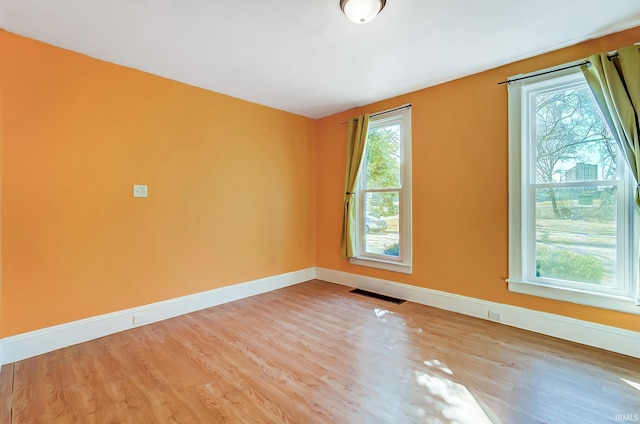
[6,280,640,423]
[0,363,14,424]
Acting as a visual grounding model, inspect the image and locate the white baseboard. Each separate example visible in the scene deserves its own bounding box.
[2,266,637,366]
[316,268,640,359]
[0,268,315,365]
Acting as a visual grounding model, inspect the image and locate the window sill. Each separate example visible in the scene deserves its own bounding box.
[349,257,412,274]
[508,279,640,315]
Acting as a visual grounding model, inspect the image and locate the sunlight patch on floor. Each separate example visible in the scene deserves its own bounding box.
[424,359,453,375]
[374,308,389,319]
[414,361,499,424]
[621,378,640,391]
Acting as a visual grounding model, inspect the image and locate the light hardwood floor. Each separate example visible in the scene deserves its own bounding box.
[1,280,639,423]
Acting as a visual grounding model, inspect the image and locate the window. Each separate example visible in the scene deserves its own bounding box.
[350,106,412,274]
[508,63,639,313]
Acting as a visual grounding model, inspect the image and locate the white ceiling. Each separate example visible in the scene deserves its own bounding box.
[2,0,640,118]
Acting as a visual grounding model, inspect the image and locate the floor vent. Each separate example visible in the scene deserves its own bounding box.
[349,289,406,305]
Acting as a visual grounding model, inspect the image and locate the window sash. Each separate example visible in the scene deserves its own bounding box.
[521,74,630,297]
[358,188,403,258]
[523,181,629,296]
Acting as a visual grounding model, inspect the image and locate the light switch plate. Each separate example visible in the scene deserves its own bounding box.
[133,184,148,198]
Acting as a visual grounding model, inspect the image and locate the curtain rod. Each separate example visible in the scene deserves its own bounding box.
[497,61,589,85]
[497,49,634,85]
[340,103,411,125]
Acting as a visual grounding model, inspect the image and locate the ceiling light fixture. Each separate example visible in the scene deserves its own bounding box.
[340,0,386,24]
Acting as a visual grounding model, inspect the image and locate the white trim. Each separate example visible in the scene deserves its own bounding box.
[317,268,640,359]
[353,106,412,272]
[508,280,640,315]
[0,268,315,365]
[508,63,638,303]
[349,257,412,274]
[508,80,524,282]
[3,266,638,365]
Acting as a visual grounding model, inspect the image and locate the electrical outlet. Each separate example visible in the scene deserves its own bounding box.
[488,311,502,321]
[133,314,149,325]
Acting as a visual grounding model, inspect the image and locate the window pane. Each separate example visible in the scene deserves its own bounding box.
[534,85,616,183]
[364,191,399,256]
[364,124,401,189]
[535,186,617,286]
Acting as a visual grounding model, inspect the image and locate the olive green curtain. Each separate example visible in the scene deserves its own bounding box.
[340,114,370,258]
[582,45,640,208]
[583,45,640,306]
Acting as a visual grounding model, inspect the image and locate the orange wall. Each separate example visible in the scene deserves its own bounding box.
[2,26,640,339]
[316,26,640,332]
[0,31,316,337]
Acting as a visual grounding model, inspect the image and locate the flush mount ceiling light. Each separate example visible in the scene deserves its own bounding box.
[340,0,386,24]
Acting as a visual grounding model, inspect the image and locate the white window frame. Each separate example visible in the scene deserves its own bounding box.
[350,106,412,274]
[507,62,640,314]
